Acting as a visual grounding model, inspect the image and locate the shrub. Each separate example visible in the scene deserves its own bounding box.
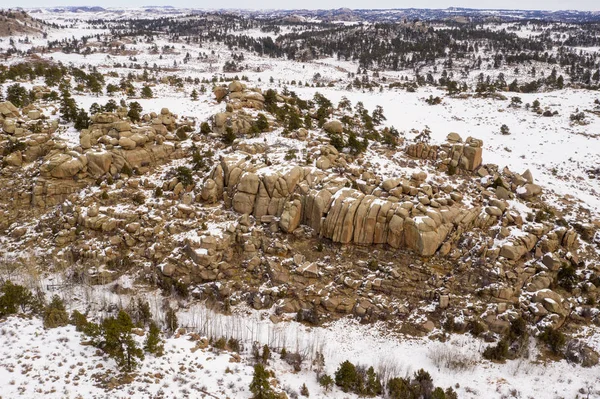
[335,360,358,392]
[538,327,566,355]
[214,337,227,350]
[262,344,271,364]
[165,307,178,334]
[387,377,412,399]
[200,121,211,134]
[300,383,309,397]
[43,295,69,328]
[70,310,89,332]
[141,85,153,98]
[222,126,236,145]
[319,374,333,392]
[0,281,40,317]
[500,124,510,135]
[255,113,269,132]
[557,263,577,292]
[101,310,144,371]
[483,338,508,361]
[175,166,194,187]
[228,337,241,353]
[132,192,145,205]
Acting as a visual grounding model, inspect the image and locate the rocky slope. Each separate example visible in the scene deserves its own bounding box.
[1,80,599,365]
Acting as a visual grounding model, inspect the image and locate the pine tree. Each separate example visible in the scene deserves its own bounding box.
[335,360,358,393]
[74,108,90,130]
[101,310,144,372]
[0,281,39,317]
[141,85,153,98]
[261,344,270,364]
[128,101,143,122]
[191,88,198,101]
[249,363,273,399]
[165,306,178,334]
[144,321,164,356]
[319,374,333,392]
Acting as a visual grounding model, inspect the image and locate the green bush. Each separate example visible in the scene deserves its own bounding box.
[43,295,69,328]
[319,374,333,392]
[223,126,236,145]
[175,166,194,187]
[538,327,566,354]
[70,310,89,332]
[101,310,144,371]
[483,338,509,361]
[0,281,40,317]
[255,113,269,132]
[335,360,358,392]
[200,121,211,134]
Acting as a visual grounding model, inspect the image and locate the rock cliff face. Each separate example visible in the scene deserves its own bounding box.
[0,101,190,228]
[202,135,511,257]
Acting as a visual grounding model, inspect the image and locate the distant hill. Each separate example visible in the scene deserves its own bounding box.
[0,10,46,37]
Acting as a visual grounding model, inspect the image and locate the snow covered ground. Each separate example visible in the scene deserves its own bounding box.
[2,9,600,399]
[2,304,600,399]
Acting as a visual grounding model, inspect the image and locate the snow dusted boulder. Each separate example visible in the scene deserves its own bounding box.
[213,86,228,102]
[279,199,302,233]
[517,183,542,199]
[323,119,343,134]
[0,101,21,118]
[86,151,112,177]
[228,80,244,93]
[40,153,84,178]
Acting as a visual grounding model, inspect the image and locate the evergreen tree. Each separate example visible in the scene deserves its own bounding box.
[128,101,143,122]
[144,321,164,356]
[101,310,144,372]
[191,88,198,101]
[74,108,90,130]
[6,83,30,107]
[43,295,69,328]
[0,281,39,317]
[141,85,153,98]
[335,360,358,392]
[319,374,334,392]
[165,306,178,334]
[249,363,273,399]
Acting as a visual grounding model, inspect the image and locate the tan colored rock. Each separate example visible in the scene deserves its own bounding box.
[280,199,302,233]
[118,136,137,150]
[323,119,343,134]
[232,192,255,215]
[237,172,259,194]
[201,179,218,203]
[213,86,228,102]
[228,81,244,93]
[499,243,527,260]
[5,151,22,167]
[518,183,542,199]
[86,152,112,177]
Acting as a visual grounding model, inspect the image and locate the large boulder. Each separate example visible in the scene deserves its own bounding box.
[86,152,112,177]
[41,154,84,178]
[323,120,343,134]
[280,199,302,233]
[118,137,137,150]
[518,183,542,199]
[228,81,244,93]
[213,86,228,102]
[0,101,20,118]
